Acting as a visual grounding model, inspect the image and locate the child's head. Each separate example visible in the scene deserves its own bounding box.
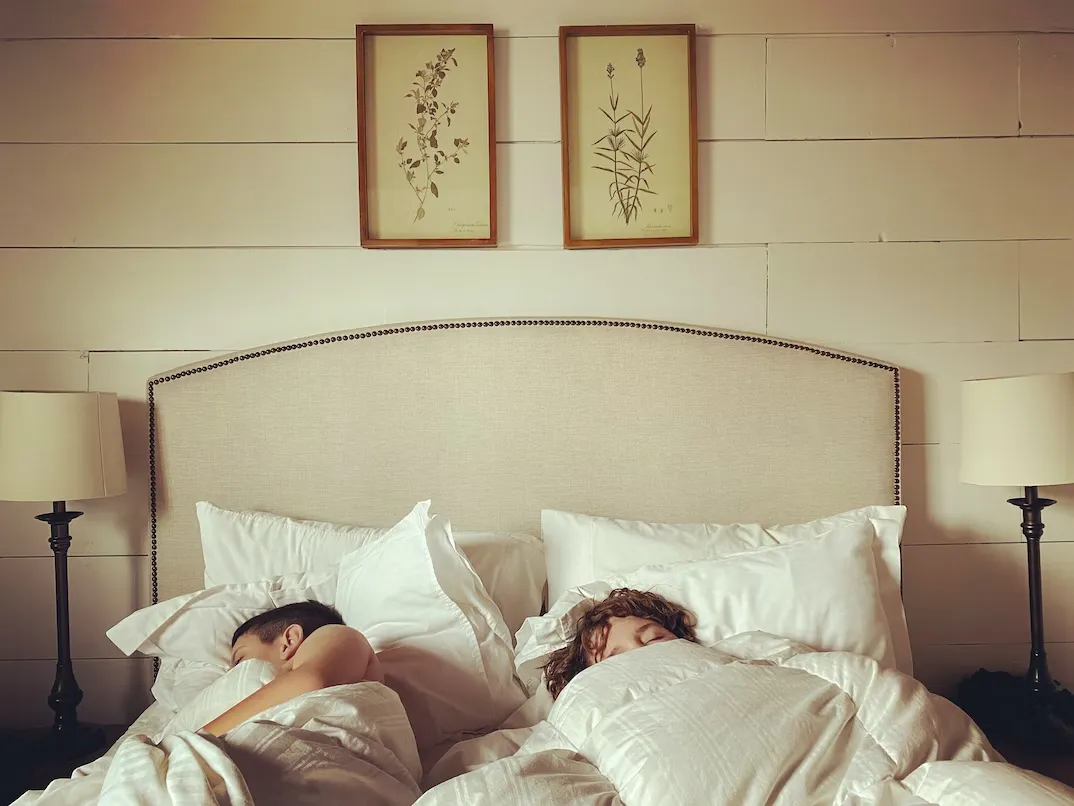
[230,600,344,671]
[542,588,698,698]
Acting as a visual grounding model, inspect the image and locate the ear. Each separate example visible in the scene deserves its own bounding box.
[279,624,305,661]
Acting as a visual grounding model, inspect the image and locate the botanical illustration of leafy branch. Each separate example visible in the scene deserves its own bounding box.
[591,48,657,224]
[396,47,470,223]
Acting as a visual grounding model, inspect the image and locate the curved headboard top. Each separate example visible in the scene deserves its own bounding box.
[149,318,900,603]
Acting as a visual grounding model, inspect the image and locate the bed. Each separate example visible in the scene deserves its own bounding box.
[16,317,1074,805]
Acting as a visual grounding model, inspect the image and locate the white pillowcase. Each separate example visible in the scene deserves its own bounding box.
[198,501,546,637]
[541,505,913,675]
[515,522,894,694]
[335,501,526,750]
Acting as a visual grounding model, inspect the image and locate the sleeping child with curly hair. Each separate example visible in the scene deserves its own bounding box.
[542,588,700,699]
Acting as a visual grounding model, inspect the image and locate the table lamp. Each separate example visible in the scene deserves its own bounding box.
[956,372,1074,750]
[0,391,127,751]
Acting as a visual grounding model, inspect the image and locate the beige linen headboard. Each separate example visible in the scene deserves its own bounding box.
[149,318,900,604]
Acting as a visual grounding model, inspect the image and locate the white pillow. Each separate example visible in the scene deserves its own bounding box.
[198,501,546,637]
[158,659,277,737]
[515,522,894,694]
[335,501,526,750]
[541,505,913,675]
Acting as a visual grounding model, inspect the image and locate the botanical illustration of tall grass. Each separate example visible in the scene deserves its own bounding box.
[592,48,656,225]
[396,47,470,223]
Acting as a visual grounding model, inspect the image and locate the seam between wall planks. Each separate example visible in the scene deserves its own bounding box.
[2,31,1073,41]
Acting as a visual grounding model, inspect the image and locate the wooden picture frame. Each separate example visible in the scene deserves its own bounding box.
[559,24,699,249]
[356,24,497,248]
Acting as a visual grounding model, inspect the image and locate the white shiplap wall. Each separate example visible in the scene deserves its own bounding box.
[1,0,1073,728]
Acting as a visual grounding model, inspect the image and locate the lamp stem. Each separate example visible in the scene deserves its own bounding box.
[35,500,85,733]
[1008,485,1056,696]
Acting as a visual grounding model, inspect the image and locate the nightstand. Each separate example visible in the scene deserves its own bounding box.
[991,738,1074,789]
[0,724,127,804]
[956,669,1074,789]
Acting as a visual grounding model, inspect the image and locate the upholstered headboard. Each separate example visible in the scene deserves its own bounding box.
[148,318,900,604]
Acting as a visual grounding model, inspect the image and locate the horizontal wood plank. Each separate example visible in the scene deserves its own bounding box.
[496,37,559,143]
[845,341,1074,446]
[378,246,768,328]
[0,39,356,144]
[903,541,1074,645]
[708,137,1074,244]
[3,0,1072,38]
[902,443,1074,546]
[0,351,87,391]
[0,556,150,660]
[1020,240,1074,340]
[0,143,360,247]
[767,35,1018,139]
[767,241,1019,344]
[1020,34,1074,135]
[0,246,768,351]
[698,35,767,140]
[497,145,560,246]
[0,657,153,728]
[4,139,1074,247]
[0,466,151,558]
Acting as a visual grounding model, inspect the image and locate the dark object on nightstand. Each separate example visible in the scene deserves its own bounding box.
[0,724,125,804]
[957,669,1074,751]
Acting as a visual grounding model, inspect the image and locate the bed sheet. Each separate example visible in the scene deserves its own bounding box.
[13,682,422,806]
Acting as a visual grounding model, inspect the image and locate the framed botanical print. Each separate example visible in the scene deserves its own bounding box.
[559,24,699,249]
[356,24,497,248]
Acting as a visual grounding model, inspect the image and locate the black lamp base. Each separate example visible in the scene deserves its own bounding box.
[957,669,1074,752]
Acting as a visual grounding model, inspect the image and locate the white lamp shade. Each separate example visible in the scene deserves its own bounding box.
[0,391,128,502]
[960,372,1074,487]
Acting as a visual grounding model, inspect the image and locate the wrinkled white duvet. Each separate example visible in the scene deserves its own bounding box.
[14,683,423,806]
[419,635,1074,805]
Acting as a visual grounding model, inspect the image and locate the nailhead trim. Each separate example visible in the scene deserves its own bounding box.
[147,379,159,679]
[147,319,902,643]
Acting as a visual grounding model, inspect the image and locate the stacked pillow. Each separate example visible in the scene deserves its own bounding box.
[108,501,528,754]
[518,505,911,692]
[197,501,546,638]
[108,497,909,753]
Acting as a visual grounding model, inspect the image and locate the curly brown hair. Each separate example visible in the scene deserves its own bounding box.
[542,588,698,699]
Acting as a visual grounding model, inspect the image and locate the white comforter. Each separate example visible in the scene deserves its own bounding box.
[14,682,423,806]
[419,635,1074,805]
